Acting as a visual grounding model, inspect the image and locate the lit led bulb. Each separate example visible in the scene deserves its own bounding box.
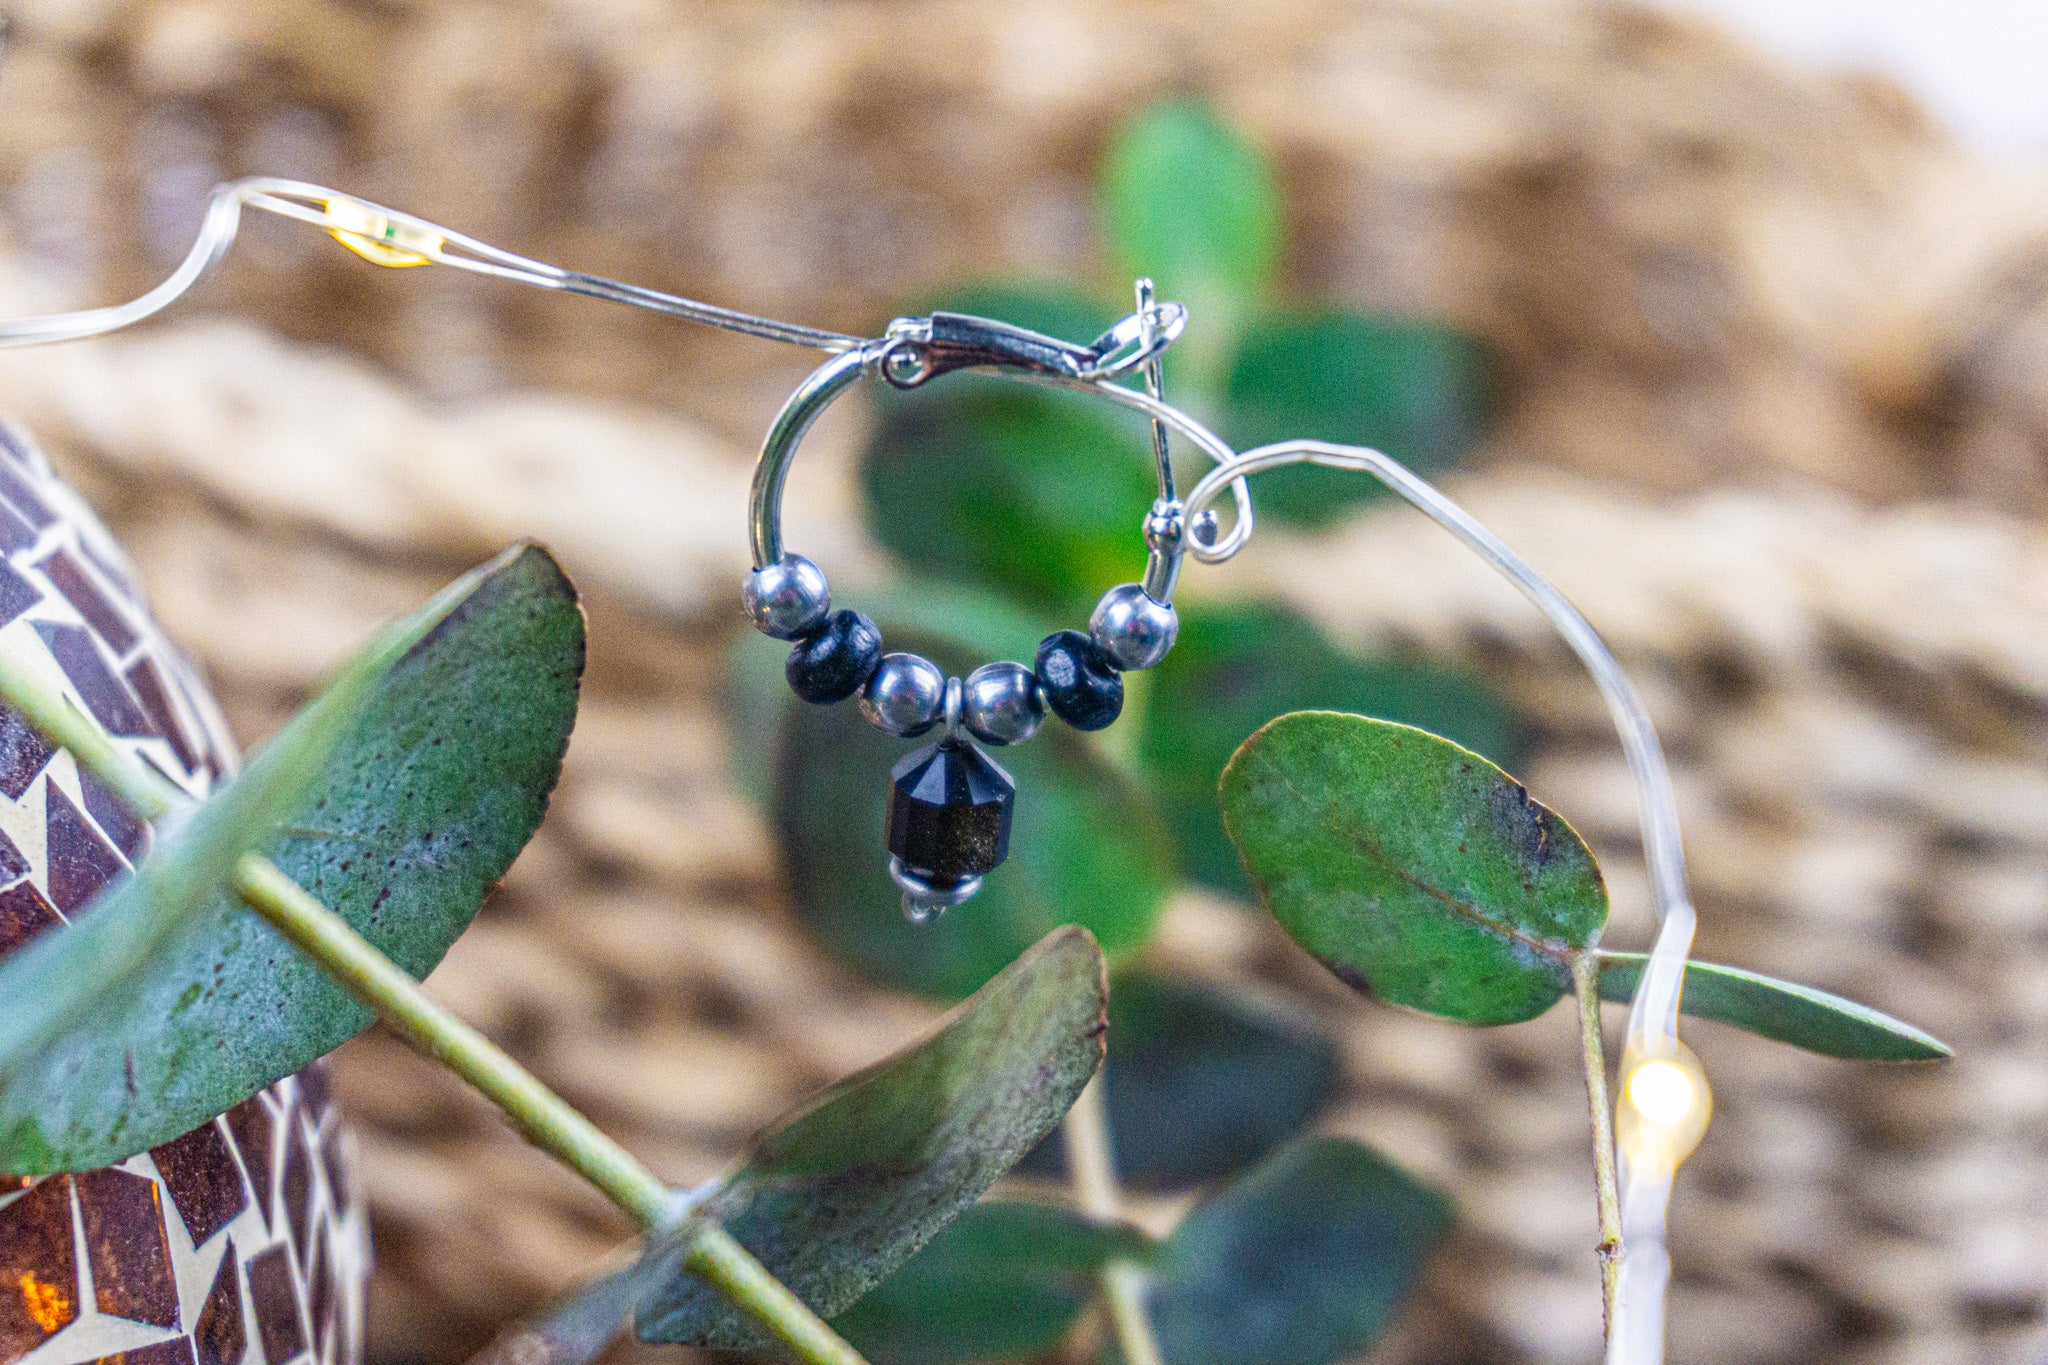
[1617,1037,1712,1174]
[323,196,442,268]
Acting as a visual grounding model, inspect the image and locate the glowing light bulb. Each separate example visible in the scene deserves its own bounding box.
[1617,1039,1712,1174]
[323,196,441,268]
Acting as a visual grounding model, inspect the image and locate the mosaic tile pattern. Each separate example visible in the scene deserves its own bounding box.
[0,422,369,1365]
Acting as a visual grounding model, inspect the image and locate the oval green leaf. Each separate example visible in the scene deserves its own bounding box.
[1137,1137,1450,1365]
[774,592,1173,1001]
[1101,99,1282,305]
[1139,599,1525,896]
[833,1201,1152,1365]
[1220,711,1607,1024]
[1220,310,1493,527]
[0,629,385,1171]
[861,383,1157,617]
[637,926,1109,1348]
[1021,969,1340,1190]
[1598,952,1951,1061]
[0,545,584,1171]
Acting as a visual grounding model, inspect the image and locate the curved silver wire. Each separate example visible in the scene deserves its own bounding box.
[0,178,866,353]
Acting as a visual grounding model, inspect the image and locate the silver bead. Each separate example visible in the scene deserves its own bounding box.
[859,652,947,737]
[741,554,830,639]
[1089,582,1178,670]
[890,857,982,924]
[961,661,1044,746]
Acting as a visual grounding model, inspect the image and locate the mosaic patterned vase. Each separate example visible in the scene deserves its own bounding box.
[0,423,370,1365]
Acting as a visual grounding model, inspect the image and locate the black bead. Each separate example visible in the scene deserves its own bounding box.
[786,609,882,703]
[887,739,1015,883]
[1034,629,1124,731]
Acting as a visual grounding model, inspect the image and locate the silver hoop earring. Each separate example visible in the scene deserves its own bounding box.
[742,301,1189,920]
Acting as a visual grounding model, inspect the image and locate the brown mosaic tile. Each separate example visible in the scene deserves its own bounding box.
[0,559,42,631]
[307,1229,332,1365]
[76,1167,180,1329]
[0,707,56,799]
[123,659,199,776]
[73,535,140,606]
[315,1128,349,1225]
[193,1240,246,1365]
[222,1101,275,1229]
[0,459,56,530]
[149,1121,247,1249]
[32,622,156,738]
[78,766,148,864]
[46,784,129,914]
[0,1174,79,1356]
[244,1246,305,1365]
[281,1120,314,1269]
[0,499,37,556]
[37,549,139,658]
[0,880,62,960]
[87,1339,197,1365]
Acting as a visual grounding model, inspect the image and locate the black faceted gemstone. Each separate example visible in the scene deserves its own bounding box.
[786,609,883,703]
[1035,629,1124,731]
[887,739,1015,883]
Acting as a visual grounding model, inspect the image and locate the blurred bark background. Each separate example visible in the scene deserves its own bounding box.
[3,1,2047,1362]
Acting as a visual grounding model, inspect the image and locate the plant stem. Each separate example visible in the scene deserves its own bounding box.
[234,854,672,1225]
[1061,1075,1165,1365]
[683,1222,866,1365]
[234,855,871,1365]
[0,639,871,1359]
[1574,951,1624,1335]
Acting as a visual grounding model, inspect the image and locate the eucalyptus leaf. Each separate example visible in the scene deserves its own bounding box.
[834,1201,1152,1365]
[1101,99,1282,306]
[775,596,1173,1001]
[861,382,1157,615]
[1220,712,1606,1024]
[1022,970,1340,1190]
[637,926,1109,1347]
[1220,310,1493,527]
[1140,599,1524,895]
[1599,953,1950,1061]
[1136,1137,1450,1365]
[0,545,583,1172]
[0,630,385,1168]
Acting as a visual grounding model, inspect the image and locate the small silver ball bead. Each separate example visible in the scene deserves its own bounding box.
[961,661,1044,746]
[1089,583,1178,670]
[742,555,830,639]
[859,653,947,737]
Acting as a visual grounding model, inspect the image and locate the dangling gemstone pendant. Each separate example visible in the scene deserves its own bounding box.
[886,737,1015,922]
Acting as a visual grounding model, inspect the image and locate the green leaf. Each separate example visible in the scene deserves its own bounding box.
[775,589,1174,1000]
[834,1201,1152,1365]
[1022,970,1339,1190]
[637,927,1109,1348]
[1101,99,1282,305]
[1220,310,1493,527]
[1220,712,1606,1024]
[1139,599,1524,895]
[0,630,389,1167]
[861,382,1157,616]
[0,545,584,1172]
[1137,1137,1450,1365]
[1599,953,1951,1061]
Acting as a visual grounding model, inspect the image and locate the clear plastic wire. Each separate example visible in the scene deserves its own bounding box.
[0,180,1700,1362]
[0,178,866,353]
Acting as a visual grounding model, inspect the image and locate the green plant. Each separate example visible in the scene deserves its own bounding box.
[0,546,1111,1365]
[737,97,1950,1364]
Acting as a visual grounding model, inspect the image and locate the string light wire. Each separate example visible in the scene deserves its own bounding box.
[0,177,1706,1362]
